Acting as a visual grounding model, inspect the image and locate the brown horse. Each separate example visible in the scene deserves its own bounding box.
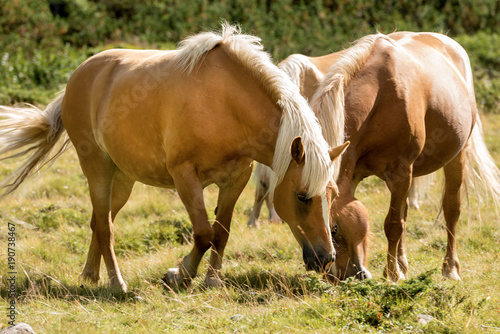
[0,24,350,292]
[309,31,500,282]
[247,45,436,228]
[279,49,433,208]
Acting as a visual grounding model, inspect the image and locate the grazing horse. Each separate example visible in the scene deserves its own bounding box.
[310,31,500,282]
[279,49,433,209]
[0,24,350,292]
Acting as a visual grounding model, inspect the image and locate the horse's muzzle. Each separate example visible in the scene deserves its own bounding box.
[303,246,335,272]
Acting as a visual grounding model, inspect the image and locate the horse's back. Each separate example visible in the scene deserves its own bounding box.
[309,51,346,74]
[62,48,178,130]
[279,51,346,101]
[389,32,474,87]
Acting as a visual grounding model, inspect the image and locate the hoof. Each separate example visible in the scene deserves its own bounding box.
[409,200,420,210]
[204,274,224,288]
[163,268,190,289]
[269,211,282,223]
[442,266,461,280]
[81,270,100,284]
[110,278,128,293]
[269,216,282,224]
[443,258,461,280]
[247,218,259,228]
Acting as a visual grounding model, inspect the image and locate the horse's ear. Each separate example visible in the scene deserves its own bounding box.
[290,136,305,165]
[329,141,350,162]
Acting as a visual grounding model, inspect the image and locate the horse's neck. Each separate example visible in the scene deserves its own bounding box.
[198,46,287,170]
[240,103,282,169]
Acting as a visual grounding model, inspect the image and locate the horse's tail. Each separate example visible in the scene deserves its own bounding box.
[0,92,70,196]
[463,115,500,211]
[408,174,435,209]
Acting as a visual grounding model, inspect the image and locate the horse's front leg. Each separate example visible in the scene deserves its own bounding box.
[383,167,412,282]
[164,165,213,288]
[206,166,253,287]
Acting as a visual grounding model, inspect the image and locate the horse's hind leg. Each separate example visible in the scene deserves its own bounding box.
[441,151,465,280]
[265,192,281,223]
[383,166,412,282]
[205,167,253,287]
[164,164,213,288]
[80,153,131,292]
[82,171,134,285]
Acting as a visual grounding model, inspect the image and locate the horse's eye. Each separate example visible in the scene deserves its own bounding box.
[332,225,338,236]
[296,193,309,203]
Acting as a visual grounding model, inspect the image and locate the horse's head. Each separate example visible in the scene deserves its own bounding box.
[326,195,372,283]
[273,136,349,273]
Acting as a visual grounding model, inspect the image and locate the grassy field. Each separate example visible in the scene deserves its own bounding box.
[0,109,498,333]
[1,2,499,333]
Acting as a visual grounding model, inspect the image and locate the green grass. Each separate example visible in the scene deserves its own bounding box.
[0,115,499,333]
[1,2,499,332]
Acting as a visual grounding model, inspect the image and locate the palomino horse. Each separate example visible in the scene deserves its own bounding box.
[247,45,431,228]
[308,31,500,282]
[0,24,350,292]
[279,49,432,209]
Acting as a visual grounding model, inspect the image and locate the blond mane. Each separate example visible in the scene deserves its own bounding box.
[310,33,388,178]
[174,23,335,197]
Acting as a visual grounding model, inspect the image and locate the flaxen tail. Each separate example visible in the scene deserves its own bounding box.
[463,115,500,212]
[0,92,70,196]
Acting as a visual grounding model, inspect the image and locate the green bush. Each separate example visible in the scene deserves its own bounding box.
[1,0,499,111]
[456,32,500,113]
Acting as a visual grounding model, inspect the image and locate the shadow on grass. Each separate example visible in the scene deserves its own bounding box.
[2,266,466,313]
[222,269,330,296]
[219,268,445,301]
[1,275,138,303]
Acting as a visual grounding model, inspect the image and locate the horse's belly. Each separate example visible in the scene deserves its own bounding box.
[117,158,175,188]
[412,128,469,176]
[412,154,451,176]
[104,141,175,187]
